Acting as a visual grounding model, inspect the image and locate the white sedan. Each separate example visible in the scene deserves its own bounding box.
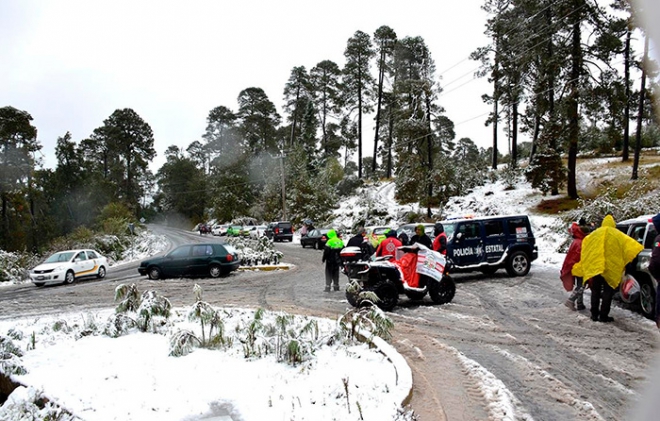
[29,249,109,287]
[248,225,268,239]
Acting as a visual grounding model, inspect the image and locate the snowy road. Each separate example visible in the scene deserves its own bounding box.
[1,226,658,420]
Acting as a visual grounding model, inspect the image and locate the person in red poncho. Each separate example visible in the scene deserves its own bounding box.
[375,229,402,258]
[560,220,589,311]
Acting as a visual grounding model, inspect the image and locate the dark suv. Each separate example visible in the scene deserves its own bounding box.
[616,215,657,319]
[440,215,538,277]
[265,221,293,242]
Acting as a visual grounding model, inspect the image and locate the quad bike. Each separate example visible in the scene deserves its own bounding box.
[340,243,456,311]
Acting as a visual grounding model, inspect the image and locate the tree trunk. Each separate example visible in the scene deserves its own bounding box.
[511,100,518,168]
[632,35,649,180]
[622,29,631,161]
[566,5,581,200]
[358,69,363,179]
[491,40,499,170]
[373,50,386,173]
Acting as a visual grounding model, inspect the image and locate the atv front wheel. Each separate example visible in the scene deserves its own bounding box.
[429,275,456,304]
[373,281,398,311]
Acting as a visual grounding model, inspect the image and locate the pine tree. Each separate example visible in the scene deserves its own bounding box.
[343,30,376,179]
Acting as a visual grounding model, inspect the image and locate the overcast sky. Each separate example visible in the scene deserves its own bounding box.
[1,0,658,172]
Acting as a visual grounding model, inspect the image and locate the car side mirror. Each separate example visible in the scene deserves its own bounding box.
[456,233,463,241]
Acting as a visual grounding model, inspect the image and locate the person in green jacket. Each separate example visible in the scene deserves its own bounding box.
[322,229,344,292]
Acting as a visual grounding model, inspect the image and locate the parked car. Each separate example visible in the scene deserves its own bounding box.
[365,226,393,248]
[247,225,268,239]
[226,225,247,237]
[137,243,240,280]
[212,224,229,236]
[301,228,331,249]
[30,249,108,287]
[440,214,538,276]
[265,221,294,242]
[617,215,658,319]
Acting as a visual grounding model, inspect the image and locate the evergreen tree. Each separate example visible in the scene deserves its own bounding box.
[89,108,156,212]
[343,30,376,179]
[0,106,40,251]
[237,87,281,154]
[310,60,342,158]
[372,25,397,174]
[283,66,313,148]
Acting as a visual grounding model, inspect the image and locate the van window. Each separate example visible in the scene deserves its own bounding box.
[484,220,504,237]
[459,222,480,239]
[508,218,527,234]
[645,226,657,249]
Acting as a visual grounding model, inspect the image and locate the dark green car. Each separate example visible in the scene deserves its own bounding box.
[138,243,240,280]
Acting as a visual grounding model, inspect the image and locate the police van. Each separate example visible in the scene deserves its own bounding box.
[441,214,538,276]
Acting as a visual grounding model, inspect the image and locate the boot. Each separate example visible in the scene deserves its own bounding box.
[324,286,330,292]
[599,315,614,323]
[333,285,340,291]
[564,300,575,311]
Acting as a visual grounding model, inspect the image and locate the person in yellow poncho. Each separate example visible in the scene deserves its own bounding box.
[572,215,644,322]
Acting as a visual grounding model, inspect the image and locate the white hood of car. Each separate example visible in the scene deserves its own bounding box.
[32,262,66,271]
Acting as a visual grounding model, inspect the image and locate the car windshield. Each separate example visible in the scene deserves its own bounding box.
[372,227,390,235]
[44,251,75,263]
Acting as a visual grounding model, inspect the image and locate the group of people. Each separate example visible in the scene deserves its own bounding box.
[561,213,660,324]
[321,223,448,292]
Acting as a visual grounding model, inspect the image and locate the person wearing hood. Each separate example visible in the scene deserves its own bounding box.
[375,229,402,258]
[572,215,644,322]
[322,229,344,292]
[410,224,432,249]
[432,223,447,255]
[561,221,588,311]
[649,213,660,328]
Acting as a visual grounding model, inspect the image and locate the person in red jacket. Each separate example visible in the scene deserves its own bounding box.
[432,223,447,255]
[375,229,402,258]
[561,221,588,311]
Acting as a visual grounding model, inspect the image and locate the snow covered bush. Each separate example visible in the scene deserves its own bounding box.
[225,236,283,265]
[108,284,171,335]
[0,386,77,421]
[0,250,38,284]
[0,334,26,375]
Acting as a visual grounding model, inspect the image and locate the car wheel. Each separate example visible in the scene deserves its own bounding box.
[148,266,162,280]
[97,266,106,279]
[209,264,222,278]
[639,280,656,320]
[64,270,75,284]
[506,251,530,276]
[373,281,398,311]
[34,282,45,287]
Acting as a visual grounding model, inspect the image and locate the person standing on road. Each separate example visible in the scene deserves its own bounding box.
[410,224,432,249]
[648,213,660,328]
[322,229,344,292]
[375,229,402,258]
[560,221,588,311]
[432,223,448,255]
[572,215,643,323]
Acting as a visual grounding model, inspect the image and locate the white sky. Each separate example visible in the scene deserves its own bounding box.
[1,0,494,171]
[2,1,659,173]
